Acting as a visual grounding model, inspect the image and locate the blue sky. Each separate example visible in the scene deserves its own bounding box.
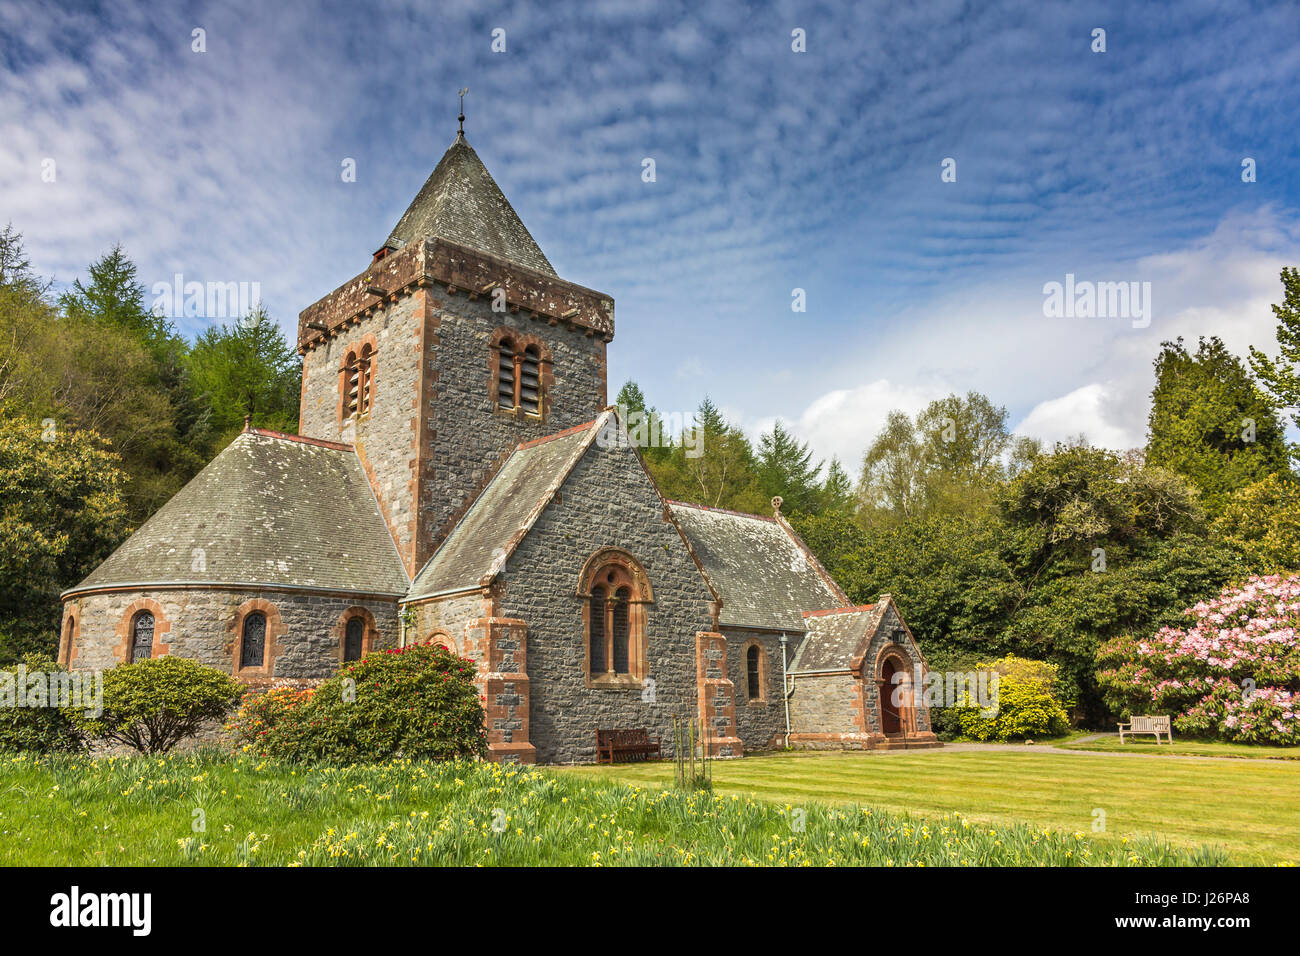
[3,0,1299,469]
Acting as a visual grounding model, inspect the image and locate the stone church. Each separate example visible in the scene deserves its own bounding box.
[59,126,938,763]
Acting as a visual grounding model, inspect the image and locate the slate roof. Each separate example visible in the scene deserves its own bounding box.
[65,430,409,597]
[406,416,604,601]
[384,133,557,277]
[790,604,886,672]
[667,502,846,631]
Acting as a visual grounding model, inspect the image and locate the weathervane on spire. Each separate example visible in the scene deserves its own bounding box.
[458,87,468,136]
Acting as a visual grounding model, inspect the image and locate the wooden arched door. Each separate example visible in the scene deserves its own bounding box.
[880,656,903,735]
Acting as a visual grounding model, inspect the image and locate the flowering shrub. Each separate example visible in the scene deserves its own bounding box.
[1096,574,1300,744]
[954,654,1070,741]
[229,643,487,763]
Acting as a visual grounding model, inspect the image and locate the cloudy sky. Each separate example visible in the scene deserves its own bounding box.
[3,0,1298,471]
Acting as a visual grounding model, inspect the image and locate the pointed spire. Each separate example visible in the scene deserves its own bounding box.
[384,115,557,276]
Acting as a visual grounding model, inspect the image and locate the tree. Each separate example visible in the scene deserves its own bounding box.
[53,245,208,518]
[756,420,822,515]
[186,304,301,440]
[1249,266,1300,457]
[859,410,926,522]
[1147,336,1288,514]
[859,392,1011,523]
[1213,474,1300,574]
[819,457,855,514]
[0,223,48,301]
[0,413,130,661]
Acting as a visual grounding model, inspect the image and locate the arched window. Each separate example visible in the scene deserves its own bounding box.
[241,611,267,669]
[580,550,652,687]
[129,611,153,663]
[61,615,75,666]
[746,644,762,700]
[496,337,516,409]
[343,616,365,662]
[611,586,630,673]
[589,586,607,673]
[520,345,541,415]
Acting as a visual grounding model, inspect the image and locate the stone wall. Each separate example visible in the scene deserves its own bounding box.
[298,280,609,577]
[724,627,789,752]
[298,292,424,571]
[493,439,716,764]
[422,291,607,548]
[64,587,399,680]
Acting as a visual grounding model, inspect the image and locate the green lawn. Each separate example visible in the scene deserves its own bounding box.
[565,748,1300,865]
[1056,735,1300,760]
[0,750,1238,866]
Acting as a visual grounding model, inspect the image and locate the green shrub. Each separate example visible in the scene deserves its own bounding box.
[73,656,245,754]
[230,643,487,764]
[0,654,86,753]
[955,654,1070,741]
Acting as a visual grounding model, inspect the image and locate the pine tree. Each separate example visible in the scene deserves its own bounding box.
[756,420,822,515]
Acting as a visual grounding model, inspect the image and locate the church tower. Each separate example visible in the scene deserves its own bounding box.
[296,126,615,578]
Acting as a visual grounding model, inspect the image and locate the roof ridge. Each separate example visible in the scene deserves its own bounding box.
[803,604,876,618]
[245,428,354,452]
[666,499,776,522]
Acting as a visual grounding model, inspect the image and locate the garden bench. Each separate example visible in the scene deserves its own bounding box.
[595,727,661,764]
[1118,714,1172,744]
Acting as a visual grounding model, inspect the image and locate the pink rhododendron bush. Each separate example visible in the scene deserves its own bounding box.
[1096,574,1300,745]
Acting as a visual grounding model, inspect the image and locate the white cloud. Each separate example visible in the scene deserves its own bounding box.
[1015,383,1137,450]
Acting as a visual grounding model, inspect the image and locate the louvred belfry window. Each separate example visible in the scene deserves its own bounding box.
[520,345,541,415]
[241,612,267,669]
[497,338,516,409]
[130,611,154,663]
[359,344,374,414]
[344,351,360,418]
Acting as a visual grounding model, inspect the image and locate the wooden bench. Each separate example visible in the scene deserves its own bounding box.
[1118,714,1172,744]
[595,728,661,764]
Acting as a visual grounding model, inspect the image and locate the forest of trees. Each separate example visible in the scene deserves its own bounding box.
[3,214,1298,728]
[0,225,301,660]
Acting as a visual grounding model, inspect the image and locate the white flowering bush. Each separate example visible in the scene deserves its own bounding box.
[1096,575,1300,744]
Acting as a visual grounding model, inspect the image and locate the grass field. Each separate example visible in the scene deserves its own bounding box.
[1056,735,1300,760]
[566,748,1300,865]
[0,750,1240,866]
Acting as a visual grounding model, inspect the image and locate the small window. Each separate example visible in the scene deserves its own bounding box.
[497,339,516,409]
[130,611,154,663]
[746,644,762,699]
[589,586,607,674]
[344,617,365,662]
[520,345,541,415]
[241,611,267,669]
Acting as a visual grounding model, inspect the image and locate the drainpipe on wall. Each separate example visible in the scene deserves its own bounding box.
[780,633,792,749]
